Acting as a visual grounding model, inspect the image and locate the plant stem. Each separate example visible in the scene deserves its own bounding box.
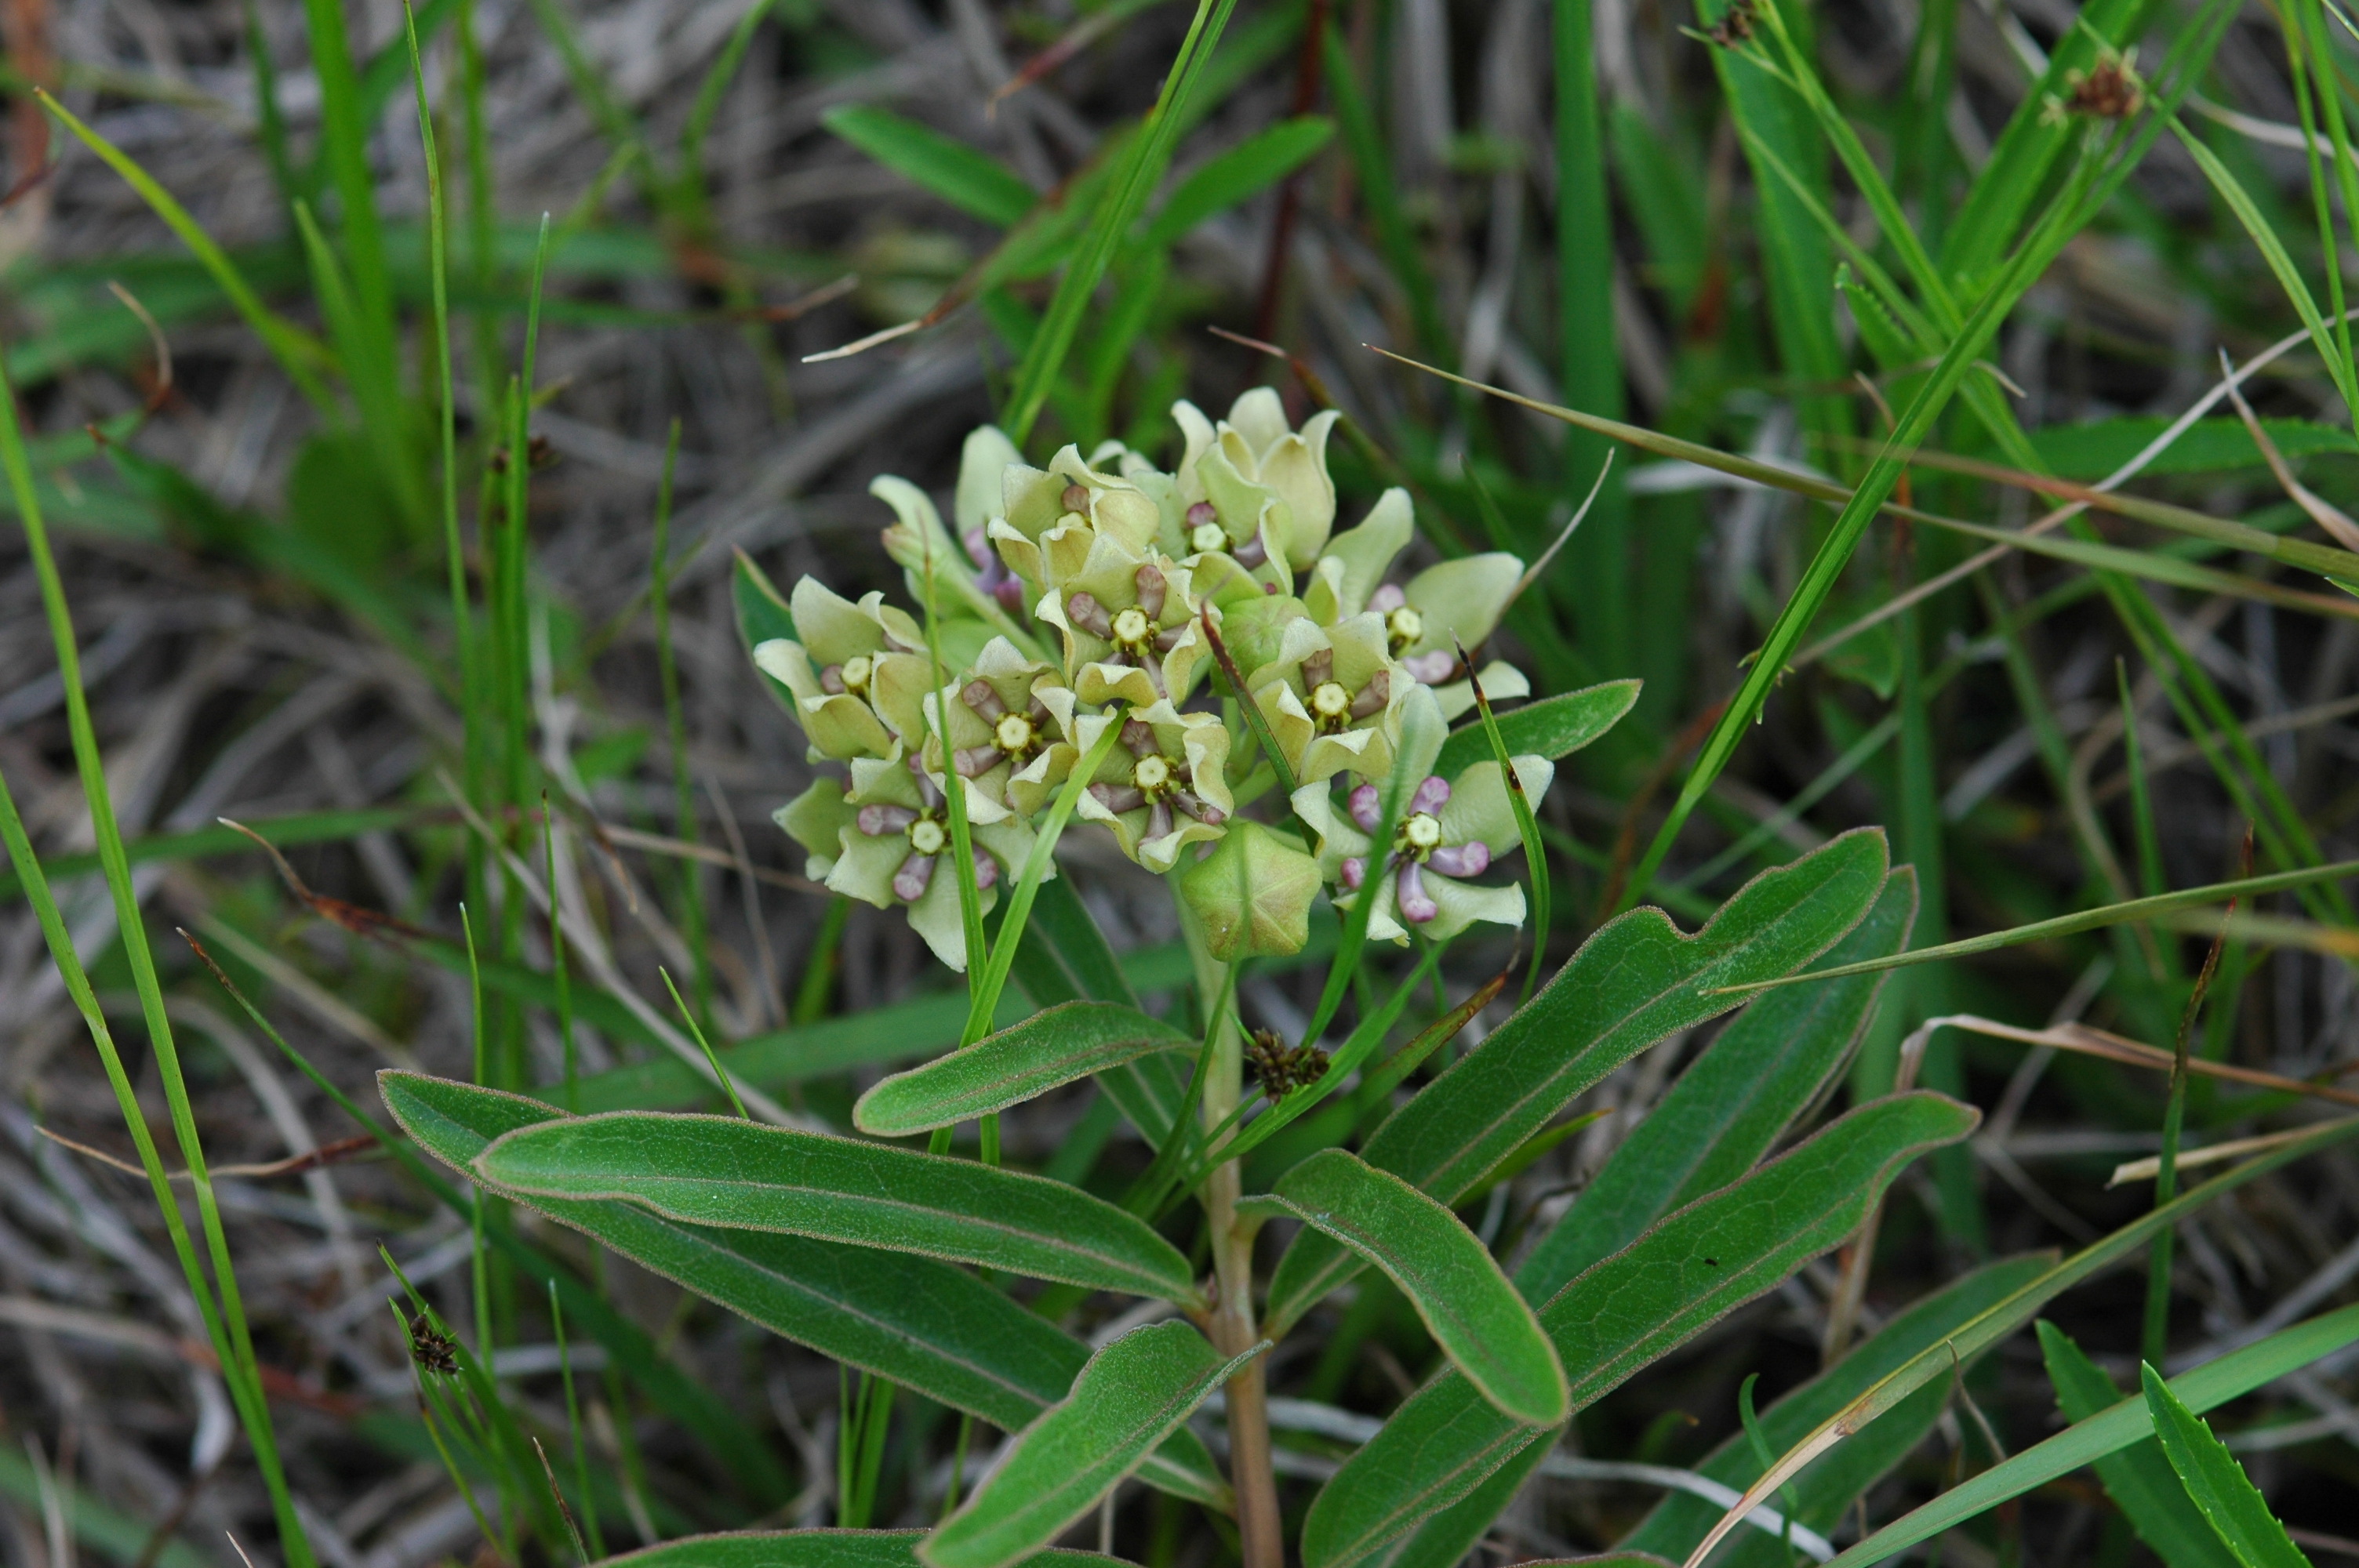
[1180,904,1281,1568]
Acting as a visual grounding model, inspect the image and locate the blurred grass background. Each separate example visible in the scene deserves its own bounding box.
[2,0,2359,1559]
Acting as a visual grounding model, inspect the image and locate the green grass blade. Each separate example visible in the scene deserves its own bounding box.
[1457,652,1550,1003]
[36,90,336,408]
[1003,0,1240,444]
[594,1530,1132,1568]
[1241,1150,1568,1425]
[1140,114,1332,248]
[823,104,1037,227]
[471,1108,1206,1303]
[1714,856,2359,996]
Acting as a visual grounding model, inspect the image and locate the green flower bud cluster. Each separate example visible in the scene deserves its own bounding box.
[751,390,1551,971]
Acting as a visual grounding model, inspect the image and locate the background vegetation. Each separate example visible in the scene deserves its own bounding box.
[2,0,2359,1560]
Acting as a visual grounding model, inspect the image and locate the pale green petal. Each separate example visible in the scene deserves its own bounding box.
[1172,399,1216,502]
[775,779,856,872]
[955,426,1021,535]
[1259,410,1339,566]
[787,578,908,664]
[826,825,912,909]
[1289,781,1371,879]
[1227,387,1291,458]
[1440,756,1554,854]
[1197,447,1284,550]
[1310,488,1414,621]
[1417,873,1525,942]
[905,860,996,972]
[1001,463,1069,541]
[1403,553,1523,654]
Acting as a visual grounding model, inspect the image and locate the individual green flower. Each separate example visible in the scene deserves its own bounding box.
[1173,389,1340,569]
[1301,487,1528,720]
[750,578,930,762]
[985,445,1162,614]
[1180,818,1321,960]
[775,756,1036,972]
[925,637,1082,818]
[1074,702,1233,873]
[1289,690,1551,944]
[1038,532,1209,708]
[1248,613,1409,786]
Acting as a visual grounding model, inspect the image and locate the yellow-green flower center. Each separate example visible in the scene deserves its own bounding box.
[840,655,874,694]
[1112,606,1153,645]
[1191,521,1227,554]
[1134,753,1173,793]
[1385,606,1424,652]
[1310,681,1352,720]
[909,818,947,856]
[1401,813,1443,854]
[995,713,1037,753]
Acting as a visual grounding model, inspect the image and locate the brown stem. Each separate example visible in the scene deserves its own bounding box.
[1207,1160,1283,1568]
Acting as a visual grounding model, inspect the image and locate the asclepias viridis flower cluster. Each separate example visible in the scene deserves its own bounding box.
[751,389,1550,971]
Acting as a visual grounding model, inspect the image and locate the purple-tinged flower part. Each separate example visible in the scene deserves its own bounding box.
[1055,554,1198,705]
[1395,861,1438,924]
[1292,748,1548,942]
[964,524,1027,614]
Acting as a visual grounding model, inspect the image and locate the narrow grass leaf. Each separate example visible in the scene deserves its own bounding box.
[1430,680,1643,777]
[1714,857,2359,996]
[379,1071,1230,1509]
[923,1323,1263,1568]
[1696,1119,2359,1568]
[2041,1323,2237,1568]
[854,1002,1194,1135]
[1819,1305,2359,1567]
[734,549,801,711]
[1267,828,1888,1334]
[1617,1253,2052,1566]
[596,1531,1124,1568]
[1242,1150,1567,1425]
[2142,1365,2314,1568]
[1140,114,1333,247]
[1299,1091,1979,1567]
[471,1107,1203,1303]
[823,105,1037,227]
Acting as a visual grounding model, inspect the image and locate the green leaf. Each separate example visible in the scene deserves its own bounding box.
[853,1001,1194,1136]
[2142,1363,2314,1568]
[924,1323,1263,1568]
[2026,416,2359,481]
[1241,1150,1567,1426]
[1140,114,1334,248]
[1516,867,1916,1302]
[821,105,1037,227]
[1617,1252,2052,1566]
[1819,1305,2359,1567]
[2041,1323,2239,1568]
[1298,1091,1978,1568]
[1729,1118,2359,1568]
[379,1073,1232,1511]
[472,1108,1205,1305]
[734,549,800,713]
[1265,828,1889,1334]
[596,1529,1120,1568]
[1432,680,1644,777]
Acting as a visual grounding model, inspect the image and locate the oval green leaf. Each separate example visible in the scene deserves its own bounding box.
[1431,678,1643,776]
[473,1109,1203,1305]
[1243,1150,1566,1425]
[1299,1091,1979,1568]
[923,1322,1264,1568]
[854,1001,1194,1137]
[380,1073,1230,1510]
[596,1529,1121,1568]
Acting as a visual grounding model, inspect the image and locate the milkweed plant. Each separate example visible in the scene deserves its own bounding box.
[375,387,2273,1568]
